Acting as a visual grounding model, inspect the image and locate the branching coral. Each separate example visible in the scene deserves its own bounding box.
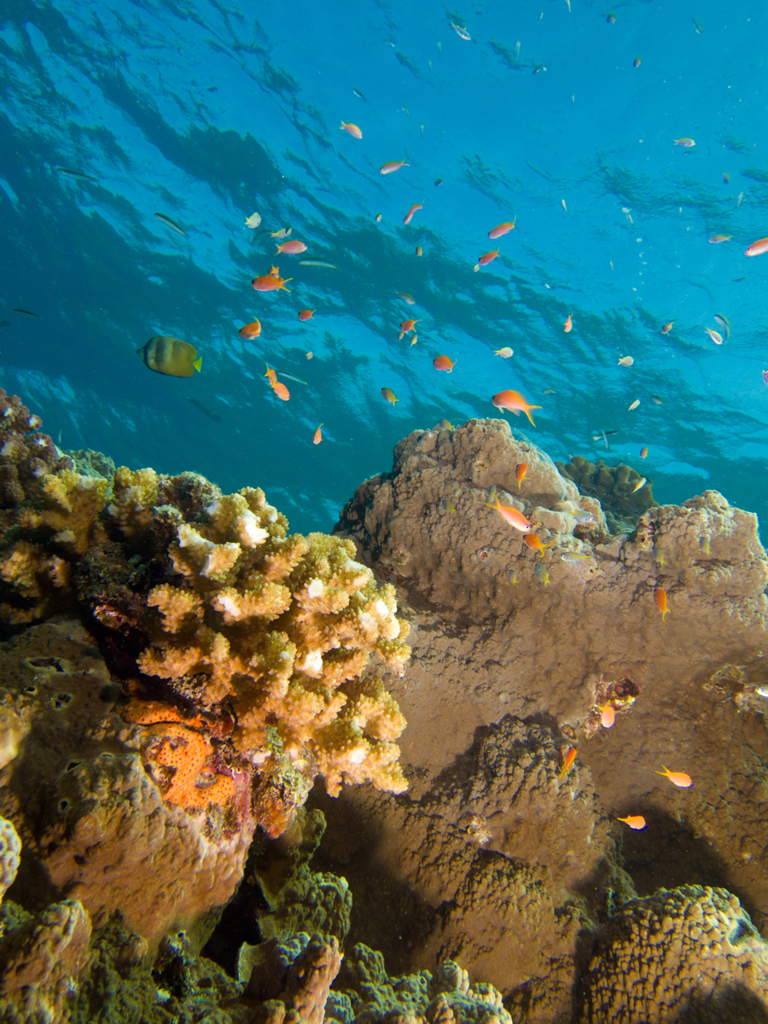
[0,395,411,817]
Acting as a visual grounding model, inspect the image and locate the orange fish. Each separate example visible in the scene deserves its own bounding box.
[381,387,399,405]
[313,423,323,444]
[488,219,515,239]
[268,265,281,277]
[433,355,455,372]
[598,704,615,728]
[491,389,541,426]
[403,203,422,225]
[239,321,261,339]
[523,534,550,556]
[661,321,674,335]
[558,747,576,778]
[264,364,277,387]
[399,318,421,335]
[252,273,291,292]
[617,815,646,830]
[485,496,532,533]
[516,462,528,487]
[272,381,290,402]
[477,248,500,266]
[656,765,692,788]
[340,121,362,139]
[380,159,408,175]
[654,587,668,623]
[298,309,315,321]
[745,237,768,257]
[275,240,307,255]
[564,314,572,332]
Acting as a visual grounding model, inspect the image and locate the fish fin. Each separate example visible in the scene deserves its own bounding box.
[194,356,202,372]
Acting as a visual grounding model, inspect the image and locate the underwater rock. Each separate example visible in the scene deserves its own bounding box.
[336,418,606,618]
[64,446,117,480]
[577,885,768,1023]
[556,453,656,532]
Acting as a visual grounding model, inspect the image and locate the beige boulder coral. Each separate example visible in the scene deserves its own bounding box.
[577,885,768,1023]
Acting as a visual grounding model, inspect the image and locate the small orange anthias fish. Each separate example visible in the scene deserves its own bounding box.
[403,203,422,225]
[745,237,768,257]
[488,219,515,239]
[313,423,323,444]
[598,703,615,729]
[252,272,291,292]
[380,159,408,175]
[272,381,290,402]
[485,496,532,534]
[381,387,399,405]
[478,248,500,266]
[654,587,668,623]
[656,765,693,788]
[298,309,315,321]
[492,389,542,426]
[516,462,528,487]
[433,355,455,372]
[523,534,550,556]
[398,318,421,339]
[661,321,674,335]
[264,364,277,387]
[564,314,573,332]
[617,815,646,830]
[558,747,577,778]
[239,321,261,339]
[275,240,307,255]
[268,264,281,277]
[340,121,362,139]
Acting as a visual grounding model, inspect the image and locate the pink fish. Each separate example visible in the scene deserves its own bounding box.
[745,237,768,257]
[275,240,308,254]
[380,159,408,175]
[403,203,422,225]
[485,495,532,533]
[488,219,516,239]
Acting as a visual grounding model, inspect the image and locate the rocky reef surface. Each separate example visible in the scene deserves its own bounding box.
[2,397,768,1022]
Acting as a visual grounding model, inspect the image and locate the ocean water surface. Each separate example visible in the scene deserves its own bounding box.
[1,0,766,534]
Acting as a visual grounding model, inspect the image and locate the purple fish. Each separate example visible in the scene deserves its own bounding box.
[763,369,768,385]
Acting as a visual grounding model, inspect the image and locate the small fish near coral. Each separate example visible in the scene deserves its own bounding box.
[381,387,399,405]
[433,355,455,372]
[137,336,202,377]
[656,765,692,788]
[239,321,261,339]
[617,815,646,830]
[654,587,668,623]
[485,495,532,533]
[491,389,541,426]
[558,746,576,777]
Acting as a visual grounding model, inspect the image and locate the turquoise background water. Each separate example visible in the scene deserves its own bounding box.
[1,0,766,535]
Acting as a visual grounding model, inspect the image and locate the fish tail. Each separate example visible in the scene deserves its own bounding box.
[194,356,202,373]
[279,279,292,291]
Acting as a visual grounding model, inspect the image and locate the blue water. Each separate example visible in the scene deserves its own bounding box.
[1,0,767,535]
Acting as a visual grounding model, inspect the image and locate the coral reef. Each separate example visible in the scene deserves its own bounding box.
[316,716,618,1024]
[577,886,768,1023]
[0,394,410,955]
[0,618,254,950]
[0,389,72,509]
[556,454,656,531]
[329,418,768,1022]
[0,814,93,1024]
